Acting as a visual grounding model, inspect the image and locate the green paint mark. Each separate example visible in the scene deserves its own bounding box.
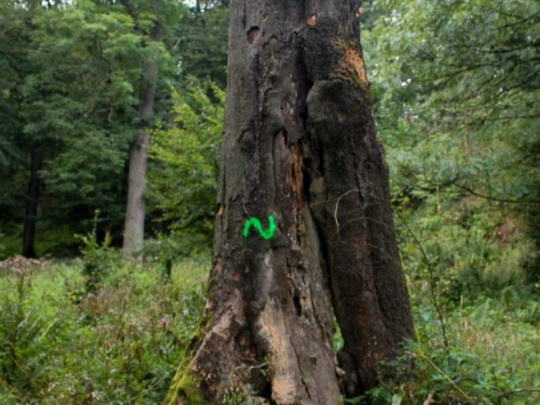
[243,215,277,240]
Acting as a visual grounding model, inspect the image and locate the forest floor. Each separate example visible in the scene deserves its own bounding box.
[0,254,538,404]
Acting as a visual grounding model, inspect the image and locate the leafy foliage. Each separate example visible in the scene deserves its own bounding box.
[27,0,145,230]
[0,0,188,255]
[148,79,224,250]
[363,0,540,285]
[173,1,229,87]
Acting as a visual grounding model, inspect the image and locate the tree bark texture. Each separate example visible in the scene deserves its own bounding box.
[22,150,42,258]
[167,1,413,403]
[122,23,160,258]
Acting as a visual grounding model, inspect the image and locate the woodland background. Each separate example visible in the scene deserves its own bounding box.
[0,0,538,403]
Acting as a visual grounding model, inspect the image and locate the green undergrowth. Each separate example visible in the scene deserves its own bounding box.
[365,292,539,405]
[359,194,540,404]
[334,186,539,404]
[1,198,538,404]
[0,254,208,404]
[336,289,539,404]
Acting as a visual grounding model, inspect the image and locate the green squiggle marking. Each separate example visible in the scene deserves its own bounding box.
[242,215,277,240]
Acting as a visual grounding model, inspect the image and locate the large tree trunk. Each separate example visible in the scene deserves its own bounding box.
[22,150,42,258]
[122,23,160,259]
[166,1,413,403]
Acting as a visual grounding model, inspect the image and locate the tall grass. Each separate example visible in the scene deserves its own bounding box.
[0,255,208,404]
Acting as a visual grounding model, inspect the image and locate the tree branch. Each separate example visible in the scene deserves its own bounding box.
[494,388,540,398]
[452,182,540,205]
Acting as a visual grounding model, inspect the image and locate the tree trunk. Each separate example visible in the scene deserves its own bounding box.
[167,1,413,403]
[122,24,160,259]
[22,150,42,258]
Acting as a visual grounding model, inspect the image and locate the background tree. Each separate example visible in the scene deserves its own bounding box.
[367,0,540,289]
[0,0,45,257]
[166,1,413,403]
[122,0,227,258]
[173,0,229,87]
[24,0,143,252]
[0,0,186,257]
[148,78,224,252]
[120,0,163,258]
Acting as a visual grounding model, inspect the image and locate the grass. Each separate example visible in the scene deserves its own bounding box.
[369,198,540,405]
[0,209,538,404]
[335,284,539,405]
[0,254,208,404]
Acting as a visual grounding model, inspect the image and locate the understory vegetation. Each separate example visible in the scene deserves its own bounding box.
[0,224,538,403]
[0,252,208,404]
[362,197,540,404]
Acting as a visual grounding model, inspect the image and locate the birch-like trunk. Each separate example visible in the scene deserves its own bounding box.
[122,23,160,259]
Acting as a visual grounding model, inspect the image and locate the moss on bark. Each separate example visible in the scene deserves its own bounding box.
[163,358,209,405]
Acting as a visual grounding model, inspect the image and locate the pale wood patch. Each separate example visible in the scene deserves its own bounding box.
[344,48,368,86]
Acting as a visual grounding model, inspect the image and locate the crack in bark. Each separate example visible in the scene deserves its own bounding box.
[289,331,312,402]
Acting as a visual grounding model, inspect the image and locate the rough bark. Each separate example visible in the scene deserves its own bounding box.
[122,23,160,259]
[167,1,413,403]
[22,150,42,258]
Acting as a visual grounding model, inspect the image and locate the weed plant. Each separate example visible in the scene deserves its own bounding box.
[0,255,208,404]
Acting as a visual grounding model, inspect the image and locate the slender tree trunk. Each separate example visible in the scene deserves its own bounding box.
[123,130,150,257]
[122,24,161,259]
[167,1,413,403]
[22,150,42,258]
